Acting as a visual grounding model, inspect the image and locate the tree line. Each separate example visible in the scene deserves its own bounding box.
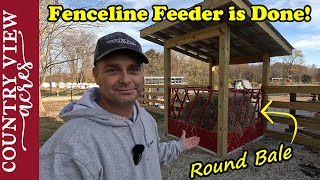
[46,46,320,86]
[40,1,320,86]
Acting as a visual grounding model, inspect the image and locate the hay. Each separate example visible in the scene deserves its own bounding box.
[179,92,256,131]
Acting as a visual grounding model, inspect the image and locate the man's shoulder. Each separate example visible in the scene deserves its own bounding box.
[57,118,91,137]
[40,118,97,152]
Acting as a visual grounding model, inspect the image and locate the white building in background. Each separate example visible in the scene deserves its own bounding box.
[42,82,99,89]
[80,83,89,89]
[41,82,50,88]
[51,82,57,88]
[41,76,186,91]
[58,82,66,88]
[144,76,186,85]
[143,76,186,109]
[66,82,72,89]
[89,83,99,88]
[72,82,79,88]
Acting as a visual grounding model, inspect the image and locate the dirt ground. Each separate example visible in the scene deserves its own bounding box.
[40,98,320,180]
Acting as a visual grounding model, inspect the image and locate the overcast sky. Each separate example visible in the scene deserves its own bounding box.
[60,0,320,67]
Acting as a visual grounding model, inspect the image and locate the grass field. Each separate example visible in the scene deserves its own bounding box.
[40,100,69,146]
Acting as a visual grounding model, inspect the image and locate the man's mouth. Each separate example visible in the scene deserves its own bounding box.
[116,89,135,92]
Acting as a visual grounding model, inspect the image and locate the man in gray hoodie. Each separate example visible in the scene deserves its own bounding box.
[40,32,200,180]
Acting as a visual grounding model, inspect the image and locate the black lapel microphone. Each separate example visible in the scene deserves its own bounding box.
[132,144,144,165]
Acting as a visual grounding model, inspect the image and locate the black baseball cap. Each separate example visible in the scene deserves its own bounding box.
[94,32,149,65]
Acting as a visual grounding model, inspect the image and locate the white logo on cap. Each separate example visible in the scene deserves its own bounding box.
[106,38,137,46]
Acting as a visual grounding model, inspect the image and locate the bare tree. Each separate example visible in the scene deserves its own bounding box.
[307,64,318,83]
[184,58,209,85]
[171,51,191,76]
[144,49,210,85]
[39,0,109,114]
[40,0,108,84]
[144,49,164,76]
[61,30,96,83]
[315,68,320,82]
[280,49,305,82]
[270,62,286,77]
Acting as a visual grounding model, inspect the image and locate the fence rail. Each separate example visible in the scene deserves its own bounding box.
[264,85,320,149]
[265,86,320,94]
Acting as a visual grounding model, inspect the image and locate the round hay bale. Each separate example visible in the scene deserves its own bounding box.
[179,92,256,131]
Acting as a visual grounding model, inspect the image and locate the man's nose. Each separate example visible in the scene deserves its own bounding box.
[120,72,132,84]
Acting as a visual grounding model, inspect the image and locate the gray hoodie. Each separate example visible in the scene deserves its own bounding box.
[40,88,185,180]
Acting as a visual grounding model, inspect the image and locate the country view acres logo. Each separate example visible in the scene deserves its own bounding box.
[2,10,34,173]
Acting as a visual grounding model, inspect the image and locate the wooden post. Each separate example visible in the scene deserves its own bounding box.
[212,66,215,90]
[209,61,214,89]
[262,53,270,130]
[217,24,230,158]
[148,87,151,106]
[164,48,171,135]
[288,93,296,132]
[262,53,270,101]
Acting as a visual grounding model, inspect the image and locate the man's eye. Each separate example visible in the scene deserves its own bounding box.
[106,69,118,72]
[130,68,140,72]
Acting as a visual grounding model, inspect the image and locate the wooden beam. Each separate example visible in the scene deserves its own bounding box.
[268,115,320,130]
[180,21,221,56]
[164,27,219,59]
[212,66,216,90]
[209,61,213,87]
[270,101,320,112]
[288,93,297,132]
[158,29,214,58]
[164,48,171,135]
[170,85,210,88]
[264,130,320,149]
[141,92,164,96]
[262,53,270,131]
[229,54,263,65]
[233,0,292,55]
[140,0,231,37]
[265,86,320,94]
[217,24,230,158]
[143,35,211,62]
[169,24,224,57]
[164,23,226,48]
[230,27,261,51]
[144,84,164,88]
[262,53,270,104]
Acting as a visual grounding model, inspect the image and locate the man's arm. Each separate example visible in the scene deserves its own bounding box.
[157,134,185,165]
[156,127,200,165]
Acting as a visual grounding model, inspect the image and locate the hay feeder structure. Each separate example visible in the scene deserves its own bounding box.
[169,87,263,153]
[140,0,300,157]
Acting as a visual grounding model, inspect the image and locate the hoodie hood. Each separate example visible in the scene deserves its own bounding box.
[59,87,141,128]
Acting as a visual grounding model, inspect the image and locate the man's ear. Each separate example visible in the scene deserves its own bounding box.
[92,67,98,84]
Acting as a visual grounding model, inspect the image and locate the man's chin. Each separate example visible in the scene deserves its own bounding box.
[115,96,138,105]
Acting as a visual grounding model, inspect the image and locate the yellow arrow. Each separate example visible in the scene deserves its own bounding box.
[261,100,298,144]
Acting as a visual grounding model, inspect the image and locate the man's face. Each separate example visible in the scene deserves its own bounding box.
[93,54,144,106]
